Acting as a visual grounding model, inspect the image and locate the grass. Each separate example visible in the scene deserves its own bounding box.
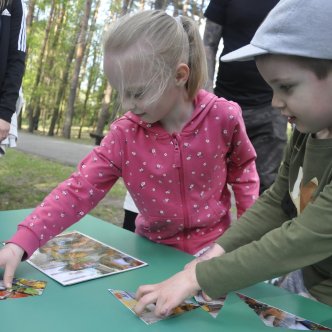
[0,149,126,227]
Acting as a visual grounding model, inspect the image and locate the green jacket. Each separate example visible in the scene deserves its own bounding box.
[196,130,332,306]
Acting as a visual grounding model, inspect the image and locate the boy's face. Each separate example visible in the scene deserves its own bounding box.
[256,54,332,138]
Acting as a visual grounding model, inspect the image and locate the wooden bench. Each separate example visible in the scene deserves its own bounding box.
[89,133,104,145]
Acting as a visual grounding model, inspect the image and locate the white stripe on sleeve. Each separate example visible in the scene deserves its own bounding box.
[18,0,26,52]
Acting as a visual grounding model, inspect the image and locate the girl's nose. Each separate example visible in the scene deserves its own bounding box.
[123,98,136,112]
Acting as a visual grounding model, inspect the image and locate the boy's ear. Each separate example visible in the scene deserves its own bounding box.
[175,63,190,86]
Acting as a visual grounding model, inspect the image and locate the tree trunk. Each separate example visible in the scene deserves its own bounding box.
[27,0,56,132]
[95,82,112,137]
[26,0,35,32]
[25,0,36,58]
[62,0,93,139]
[48,24,81,136]
[121,0,131,15]
[78,45,99,138]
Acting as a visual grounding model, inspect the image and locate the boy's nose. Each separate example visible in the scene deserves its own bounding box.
[271,94,286,111]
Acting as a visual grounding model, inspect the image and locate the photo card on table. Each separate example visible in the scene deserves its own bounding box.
[0,278,47,300]
[109,289,201,325]
[28,231,147,286]
[237,293,332,330]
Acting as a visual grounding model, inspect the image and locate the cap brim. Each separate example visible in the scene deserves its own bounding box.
[220,44,268,62]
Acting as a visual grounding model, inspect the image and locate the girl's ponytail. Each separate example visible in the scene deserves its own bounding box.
[180,16,208,99]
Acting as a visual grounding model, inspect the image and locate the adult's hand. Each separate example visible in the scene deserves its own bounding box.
[134,263,201,317]
[0,119,10,142]
[0,243,24,288]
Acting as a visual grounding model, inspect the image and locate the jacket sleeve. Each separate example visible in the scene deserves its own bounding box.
[8,130,123,258]
[195,136,332,299]
[218,136,292,252]
[0,0,26,122]
[196,182,332,299]
[226,104,260,217]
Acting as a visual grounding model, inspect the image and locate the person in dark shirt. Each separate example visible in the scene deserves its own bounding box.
[204,0,287,194]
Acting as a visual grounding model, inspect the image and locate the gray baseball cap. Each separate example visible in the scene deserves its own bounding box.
[221,0,332,62]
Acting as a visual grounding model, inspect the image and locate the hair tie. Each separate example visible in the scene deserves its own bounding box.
[174,15,182,25]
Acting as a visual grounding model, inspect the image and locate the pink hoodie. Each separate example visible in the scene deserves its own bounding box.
[9,90,259,256]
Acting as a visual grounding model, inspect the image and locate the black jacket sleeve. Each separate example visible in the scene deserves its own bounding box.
[0,0,26,123]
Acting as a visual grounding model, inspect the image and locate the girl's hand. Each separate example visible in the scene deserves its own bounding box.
[185,243,225,270]
[134,263,201,317]
[0,243,24,288]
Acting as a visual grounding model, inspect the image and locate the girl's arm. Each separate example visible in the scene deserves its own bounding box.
[7,131,122,259]
[226,106,260,217]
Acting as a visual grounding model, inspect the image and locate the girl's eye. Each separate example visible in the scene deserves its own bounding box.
[124,90,144,99]
[133,91,144,99]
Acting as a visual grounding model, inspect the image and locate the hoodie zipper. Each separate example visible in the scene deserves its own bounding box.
[172,133,189,252]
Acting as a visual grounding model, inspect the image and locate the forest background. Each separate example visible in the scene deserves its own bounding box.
[1,0,208,227]
[21,0,207,140]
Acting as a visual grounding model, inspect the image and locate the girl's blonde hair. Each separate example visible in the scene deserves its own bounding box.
[103,10,207,102]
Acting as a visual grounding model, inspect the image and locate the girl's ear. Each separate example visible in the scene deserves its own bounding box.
[175,63,190,86]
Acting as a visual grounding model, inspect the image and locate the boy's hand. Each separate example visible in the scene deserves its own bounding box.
[134,264,201,317]
[185,243,225,270]
[0,243,24,288]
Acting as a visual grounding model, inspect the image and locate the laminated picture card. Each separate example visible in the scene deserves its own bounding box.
[28,231,147,286]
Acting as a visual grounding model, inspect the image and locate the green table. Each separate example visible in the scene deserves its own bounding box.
[1,209,331,331]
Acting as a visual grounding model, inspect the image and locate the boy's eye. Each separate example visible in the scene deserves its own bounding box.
[279,84,293,93]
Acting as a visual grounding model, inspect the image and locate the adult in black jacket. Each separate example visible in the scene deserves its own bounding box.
[0,0,26,142]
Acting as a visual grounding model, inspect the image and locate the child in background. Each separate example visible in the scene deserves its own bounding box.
[0,10,259,288]
[134,0,332,316]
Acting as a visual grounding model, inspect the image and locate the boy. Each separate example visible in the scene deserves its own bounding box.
[135,0,332,316]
